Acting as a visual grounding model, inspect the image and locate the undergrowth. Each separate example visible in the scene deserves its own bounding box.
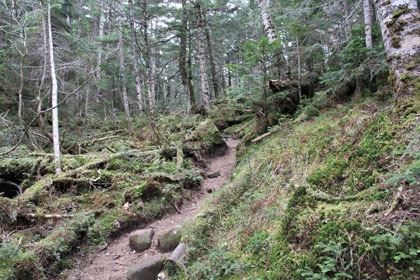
[176,96,420,280]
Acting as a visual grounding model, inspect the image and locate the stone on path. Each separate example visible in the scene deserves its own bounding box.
[127,254,166,280]
[129,228,154,253]
[207,170,221,178]
[157,225,182,252]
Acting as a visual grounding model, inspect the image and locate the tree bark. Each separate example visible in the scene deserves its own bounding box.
[47,1,61,174]
[203,12,220,98]
[37,12,52,142]
[96,1,105,94]
[129,0,144,114]
[179,0,197,113]
[374,0,420,100]
[194,1,210,111]
[257,0,277,42]
[150,39,156,109]
[363,0,373,48]
[118,18,132,131]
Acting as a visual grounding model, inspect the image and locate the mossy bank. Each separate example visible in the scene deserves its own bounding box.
[175,96,420,280]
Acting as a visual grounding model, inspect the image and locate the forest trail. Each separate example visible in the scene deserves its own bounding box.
[67,138,240,280]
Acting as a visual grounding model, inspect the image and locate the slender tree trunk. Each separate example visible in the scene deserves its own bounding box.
[47,1,61,174]
[96,1,105,93]
[296,37,302,101]
[220,63,226,94]
[18,55,24,124]
[37,13,52,142]
[194,1,210,111]
[129,0,144,114]
[179,0,196,113]
[257,0,276,42]
[77,0,84,40]
[363,0,373,48]
[341,0,352,36]
[187,22,195,106]
[203,12,220,98]
[374,0,420,100]
[118,18,132,130]
[150,42,156,109]
[84,84,90,122]
[142,3,155,111]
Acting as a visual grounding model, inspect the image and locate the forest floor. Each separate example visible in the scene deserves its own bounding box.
[66,138,240,280]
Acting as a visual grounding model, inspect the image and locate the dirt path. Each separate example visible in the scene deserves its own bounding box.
[67,138,239,280]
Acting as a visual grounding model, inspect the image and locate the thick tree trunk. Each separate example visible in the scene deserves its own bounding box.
[363,0,373,48]
[129,0,144,114]
[118,19,132,130]
[194,1,210,111]
[257,0,276,42]
[179,0,197,113]
[374,0,420,99]
[47,1,61,174]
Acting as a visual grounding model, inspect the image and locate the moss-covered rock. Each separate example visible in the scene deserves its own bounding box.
[192,119,227,155]
[129,229,154,253]
[127,254,165,280]
[157,225,182,252]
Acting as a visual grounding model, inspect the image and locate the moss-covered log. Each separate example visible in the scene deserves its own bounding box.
[9,213,94,279]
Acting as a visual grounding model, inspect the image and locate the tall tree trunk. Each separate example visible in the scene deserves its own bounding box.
[129,0,144,114]
[257,0,276,42]
[203,12,220,98]
[17,55,24,124]
[150,43,156,108]
[363,0,373,48]
[37,13,52,142]
[47,1,61,174]
[374,0,420,100]
[118,18,132,131]
[84,83,90,122]
[96,1,105,94]
[341,0,352,36]
[296,37,302,101]
[142,3,155,111]
[179,0,196,113]
[194,1,210,111]
[220,63,226,94]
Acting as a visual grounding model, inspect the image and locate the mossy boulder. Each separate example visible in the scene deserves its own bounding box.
[193,119,227,155]
[127,254,166,280]
[129,229,154,253]
[157,225,182,252]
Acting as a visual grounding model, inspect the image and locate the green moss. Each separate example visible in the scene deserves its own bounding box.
[195,119,225,146]
[392,37,402,48]
[392,5,409,18]
[407,62,416,70]
[281,186,316,244]
[400,72,410,82]
[386,19,396,27]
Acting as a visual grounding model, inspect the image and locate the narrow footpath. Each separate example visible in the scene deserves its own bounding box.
[67,138,240,280]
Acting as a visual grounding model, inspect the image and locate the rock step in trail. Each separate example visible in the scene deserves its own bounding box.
[68,138,240,280]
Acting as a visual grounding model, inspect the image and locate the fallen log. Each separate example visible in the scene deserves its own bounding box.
[164,243,187,275]
[168,243,187,263]
[251,127,282,143]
